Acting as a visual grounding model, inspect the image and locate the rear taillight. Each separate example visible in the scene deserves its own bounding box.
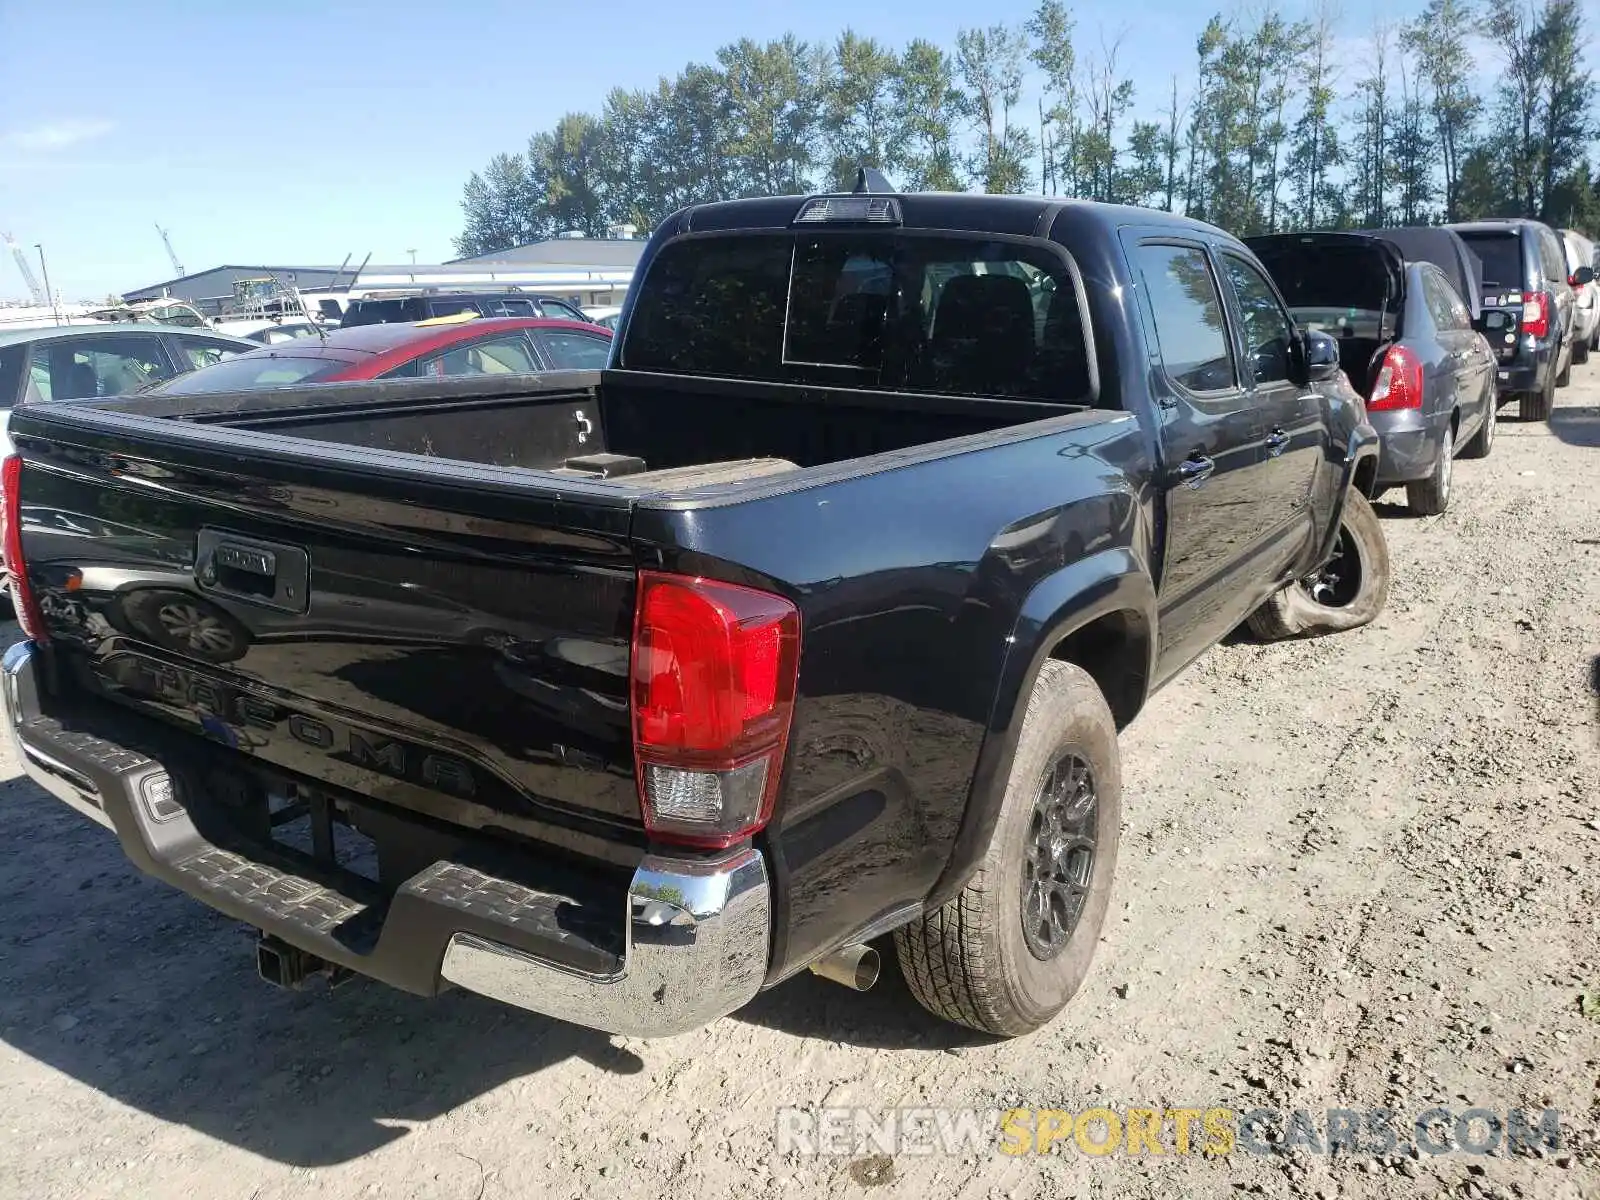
[631,571,799,848]
[0,455,48,642]
[1367,344,1424,412]
[1522,290,1552,339]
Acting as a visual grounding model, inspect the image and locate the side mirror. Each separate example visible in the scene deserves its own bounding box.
[1303,329,1342,383]
[1570,266,1594,287]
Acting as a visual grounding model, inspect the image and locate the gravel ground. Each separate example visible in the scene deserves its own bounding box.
[1,379,1598,1200]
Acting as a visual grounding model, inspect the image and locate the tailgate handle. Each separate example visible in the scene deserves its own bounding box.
[196,530,310,614]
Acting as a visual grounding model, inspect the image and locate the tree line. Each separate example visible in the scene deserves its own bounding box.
[454,0,1598,257]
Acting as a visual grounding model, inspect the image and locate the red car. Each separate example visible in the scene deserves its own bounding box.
[149,317,612,394]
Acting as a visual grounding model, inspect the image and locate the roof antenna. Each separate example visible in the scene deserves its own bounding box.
[853,166,896,194]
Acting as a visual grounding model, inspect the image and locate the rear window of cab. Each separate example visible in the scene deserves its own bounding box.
[621,232,1094,403]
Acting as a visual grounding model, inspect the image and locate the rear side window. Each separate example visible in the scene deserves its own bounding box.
[27,334,173,400]
[1458,233,1523,291]
[1539,229,1565,282]
[0,345,25,407]
[539,299,588,322]
[623,232,1092,402]
[154,355,345,393]
[1131,244,1234,393]
[427,299,483,319]
[535,330,612,369]
[1420,270,1467,332]
[421,333,538,377]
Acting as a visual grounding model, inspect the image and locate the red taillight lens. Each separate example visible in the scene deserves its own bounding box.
[631,571,799,848]
[1367,345,1424,411]
[1522,291,1551,339]
[0,455,47,643]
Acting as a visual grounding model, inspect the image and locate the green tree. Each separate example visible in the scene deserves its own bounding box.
[1402,0,1481,220]
[894,39,966,190]
[1161,76,1188,211]
[824,32,905,189]
[1350,25,1396,228]
[1390,54,1437,224]
[1486,0,1543,216]
[455,152,542,257]
[1080,37,1134,202]
[1287,1,1343,229]
[1124,120,1166,208]
[1027,0,1080,195]
[717,36,827,195]
[1532,0,1596,220]
[956,24,1036,193]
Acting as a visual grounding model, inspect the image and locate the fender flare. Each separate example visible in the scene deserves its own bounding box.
[924,547,1156,910]
[1315,424,1380,566]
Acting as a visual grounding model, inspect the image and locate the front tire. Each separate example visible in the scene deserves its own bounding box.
[1556,348,1572,387]
[1574,338,1591,365]
[1245,491,1391,640]
[1405,431,1454,515]
[895,660,1121,1037]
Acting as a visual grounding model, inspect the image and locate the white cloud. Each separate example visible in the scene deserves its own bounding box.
[2,119,115,152]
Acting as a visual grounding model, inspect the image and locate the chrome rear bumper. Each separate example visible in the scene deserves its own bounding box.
[3,639,771,1036]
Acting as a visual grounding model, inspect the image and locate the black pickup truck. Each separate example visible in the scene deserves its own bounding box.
[0,187,1385,1038]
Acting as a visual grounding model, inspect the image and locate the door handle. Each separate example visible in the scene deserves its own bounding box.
[1265,428,1290,456]
[1178,454,1216,489]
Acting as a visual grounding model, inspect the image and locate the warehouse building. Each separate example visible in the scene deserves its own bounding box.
[122,235,647,316]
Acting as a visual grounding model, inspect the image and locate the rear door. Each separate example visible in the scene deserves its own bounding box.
[1123,235,1272,676]
[1215,249,1325,573]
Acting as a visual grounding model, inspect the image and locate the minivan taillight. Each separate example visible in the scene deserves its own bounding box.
[631,571,799,848]
[1367,344,1424,412]
[1522,290,1552,339]
[0,455,48,643]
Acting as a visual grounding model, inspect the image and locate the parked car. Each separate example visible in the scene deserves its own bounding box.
[1248,231,1497,515]
[1447,218,1584,421]
[339,292,592,328]
[1559,228,1600,363]
[244,321,330,345]
[1,187,1388,1040]
[146,317,613,394]
[583,305,623,331]
[0,323,256,595]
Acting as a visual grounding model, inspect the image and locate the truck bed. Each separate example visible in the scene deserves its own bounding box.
[9,369,1122,985]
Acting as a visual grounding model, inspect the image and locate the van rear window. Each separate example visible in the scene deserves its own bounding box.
[622,232,1093,403]
[1457,233,1522,290]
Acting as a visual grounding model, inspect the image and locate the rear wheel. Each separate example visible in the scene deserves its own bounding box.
[1575,338,1591,365]
[1556,348,1572,387]
[1406,432,1454,515]
[894,660,1121,1037]
[1245,491,1391,640]
[1519,371,1554,421]
[1461,393,1496,459]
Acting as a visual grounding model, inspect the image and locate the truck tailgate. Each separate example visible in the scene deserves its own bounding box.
[10,406,647,848]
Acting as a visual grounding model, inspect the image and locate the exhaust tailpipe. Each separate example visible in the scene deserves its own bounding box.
[810,943,880,991]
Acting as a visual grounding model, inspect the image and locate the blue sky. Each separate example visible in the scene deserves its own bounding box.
[1,0,1456,299]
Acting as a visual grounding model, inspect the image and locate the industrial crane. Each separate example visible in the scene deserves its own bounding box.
[155,223,184,277]
[3,232,47,305]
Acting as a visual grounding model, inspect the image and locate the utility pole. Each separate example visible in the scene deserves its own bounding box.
[34,245,59,325]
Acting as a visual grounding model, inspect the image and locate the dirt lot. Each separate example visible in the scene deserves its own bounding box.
[1,381,1598,1200]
